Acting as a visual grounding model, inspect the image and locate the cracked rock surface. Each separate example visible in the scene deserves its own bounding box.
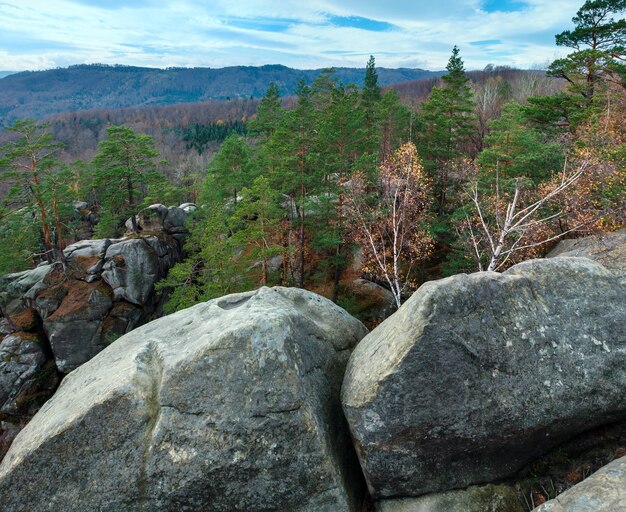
[341,257,626,500]
[0,287,368,511]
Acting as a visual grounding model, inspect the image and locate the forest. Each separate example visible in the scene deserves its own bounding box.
[0,64,441,124]
[0,0,624,322]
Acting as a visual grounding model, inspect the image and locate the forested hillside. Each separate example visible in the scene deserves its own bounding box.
[4,67,560,193]
[0,0,624,322]
[44,99,260,187]
[0,64,442,124]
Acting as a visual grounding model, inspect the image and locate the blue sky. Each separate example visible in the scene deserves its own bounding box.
[0,0,582,72]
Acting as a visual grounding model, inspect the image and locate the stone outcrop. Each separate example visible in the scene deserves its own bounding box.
[0,333,55,417]
[0,330,59,460]
[533,456,626,512]
[0,287,368,512]
[42,279,114,372]
[349,279,396,326]
[36,235,182,373]
[548,228,626,282]
[62,238,110,280]
[0,205,190,459]
[0,235,183,376]
[0,264,53,314]
[101,237,178,305]
[342,257,626,500]
[125,203,190,236]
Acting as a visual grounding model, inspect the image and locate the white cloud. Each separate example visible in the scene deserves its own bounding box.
[0,0,582,71]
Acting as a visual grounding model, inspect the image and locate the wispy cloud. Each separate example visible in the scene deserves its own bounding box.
[0,0,582,72]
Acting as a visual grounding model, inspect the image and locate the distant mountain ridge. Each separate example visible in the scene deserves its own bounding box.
[0,63,443,124]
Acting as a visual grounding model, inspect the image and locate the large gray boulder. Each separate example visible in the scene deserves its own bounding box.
[0,287,368,511]
[164,206,188,233]
[533,456,626,511]
[0,264,52,313]
[126,203,169,233]
[2,235,182,377]
[126,204,190,235]
[342,257,626,500]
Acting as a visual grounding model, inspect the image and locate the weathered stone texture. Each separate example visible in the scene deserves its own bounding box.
[0,287,368,512]
[342,257,626,499]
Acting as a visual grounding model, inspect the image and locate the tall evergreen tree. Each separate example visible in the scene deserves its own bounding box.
[207,133,254,207]
[253,83,285,179]
[249,82,283,138]
[363,55,382,104]
[379,90,412,161]
[0,209,40,274]
[415,46,475,215]
[361,55,382,158]
[311,68,338,110]
[526,1,626,130]
[478,102,565,186]
[279,79,317,287]
[313,82,363,301]
[0,120,66,264]
[156,178,246,313]
[230,176,283,286]
[93,125,170,237]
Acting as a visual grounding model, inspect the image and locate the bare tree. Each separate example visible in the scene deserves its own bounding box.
[465,159,588,272]
[345,142,433,308]
[473,76,509,152]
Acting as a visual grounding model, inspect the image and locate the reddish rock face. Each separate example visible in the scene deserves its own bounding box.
[9,308,38,332]
[26,235,183,373]
[41,280,114,373]
[0,213,189,463]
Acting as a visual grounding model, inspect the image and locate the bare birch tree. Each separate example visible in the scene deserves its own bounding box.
[346,142,433,308]
[465,158,588,272]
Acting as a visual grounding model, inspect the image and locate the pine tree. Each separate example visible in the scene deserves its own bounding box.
[279,79,317,287]
[156,176,247,313]
[313,82,363,301]
[478,103,565,186]
[363,55,382,104]
[92,125,169,237]
[249,83,283,137]
[379,90,412,161]
[0,120,66,265]
[207,133,254,207]
[548,0,626,107]
[253,84,286,180]
[361,56,382,158]
[415,46,476,215]
[0,207,40,274]
[230,176,283,286]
